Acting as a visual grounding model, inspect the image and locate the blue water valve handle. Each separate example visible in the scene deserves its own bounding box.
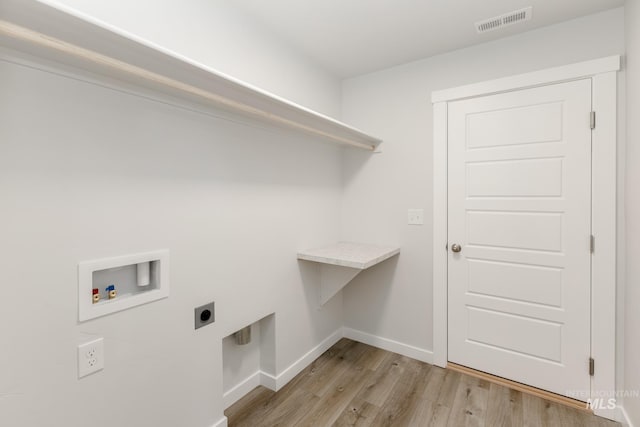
[106,284,117,299]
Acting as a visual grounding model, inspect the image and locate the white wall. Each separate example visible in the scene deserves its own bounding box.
[341,7,625,362]
[223,325,261,399]
[625,1,640,424]
[42,0,342,118]
[0,2,349,426]
[0,51,345,427]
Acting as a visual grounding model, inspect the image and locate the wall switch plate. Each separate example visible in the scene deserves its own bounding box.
[78,338,104,378]
[408,209,424,225]
[195,302,215,330]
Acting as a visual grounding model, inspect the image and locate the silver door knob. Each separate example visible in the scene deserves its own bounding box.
[451,244,462,253]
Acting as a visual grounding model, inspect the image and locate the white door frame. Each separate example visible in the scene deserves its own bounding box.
[431,55,620,419]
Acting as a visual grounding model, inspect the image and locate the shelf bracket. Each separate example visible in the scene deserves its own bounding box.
[318,264,362,304]
[297,242,400,305]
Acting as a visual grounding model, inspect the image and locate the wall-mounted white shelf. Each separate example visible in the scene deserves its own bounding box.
[297,242,400,304]
[0,0,382,151]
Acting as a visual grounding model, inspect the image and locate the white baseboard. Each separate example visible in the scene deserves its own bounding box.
[211,416,228,427]
[619,404,636,427]
[343,327,434,364]
[223,370,262,409]
[260,371,277,391]
[222,327,433,412]
[222,328,344,409]
[272,328,344,390]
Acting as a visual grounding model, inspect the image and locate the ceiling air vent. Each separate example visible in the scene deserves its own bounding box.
[476,6,532,34]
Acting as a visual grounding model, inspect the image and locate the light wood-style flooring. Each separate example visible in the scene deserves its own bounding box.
[225,338,620,427]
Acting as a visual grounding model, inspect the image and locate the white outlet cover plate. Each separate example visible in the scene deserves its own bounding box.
[78,338,104,378]
[408,209,424,225]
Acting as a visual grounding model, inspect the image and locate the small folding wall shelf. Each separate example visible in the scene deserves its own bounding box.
[297,242,400,304]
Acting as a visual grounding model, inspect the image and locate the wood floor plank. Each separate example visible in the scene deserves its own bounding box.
[485,382,524,427]
[295,343,380,426]
[422,366,447,402]
[446,374,490,427]
[225,386,275,427]
[296,364,371,426]
[227,348,330,427]
[333,396,381,427]
[540,400,565,427]
[508,388,525,427]
[435,369,462,407]
[369,356,426,426]
[356,352,404,407]
[307,342,372,397]
[558,402,605,427]
[410,399,452,427]
[522,392,544,427]
[411,362,433,400]
[356,344,388,371]
[302,340,361,397]
[224,339,620,427]
[275,344,341,397]
[430,402,454,427]
[261,387,319,427]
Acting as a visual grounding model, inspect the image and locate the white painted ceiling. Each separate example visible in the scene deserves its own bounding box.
[231,0,624,78]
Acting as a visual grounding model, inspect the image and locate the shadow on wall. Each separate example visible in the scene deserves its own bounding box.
[297,255,400,334]
[296,259,327,344]
[341,256,400,331]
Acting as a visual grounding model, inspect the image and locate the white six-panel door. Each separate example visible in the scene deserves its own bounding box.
[447,79,592,399]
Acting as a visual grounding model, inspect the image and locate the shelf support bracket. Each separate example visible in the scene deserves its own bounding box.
[318,264,362,304]
[297,242,400,306]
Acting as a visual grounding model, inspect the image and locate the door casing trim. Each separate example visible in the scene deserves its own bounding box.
[432,55,620,420]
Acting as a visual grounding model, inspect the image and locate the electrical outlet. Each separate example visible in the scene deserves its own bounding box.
[408,209,424,225]
[78,338,104,378]
[194,302,215,330]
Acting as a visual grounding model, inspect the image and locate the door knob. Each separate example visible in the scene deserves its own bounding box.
[451,244,462,253]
